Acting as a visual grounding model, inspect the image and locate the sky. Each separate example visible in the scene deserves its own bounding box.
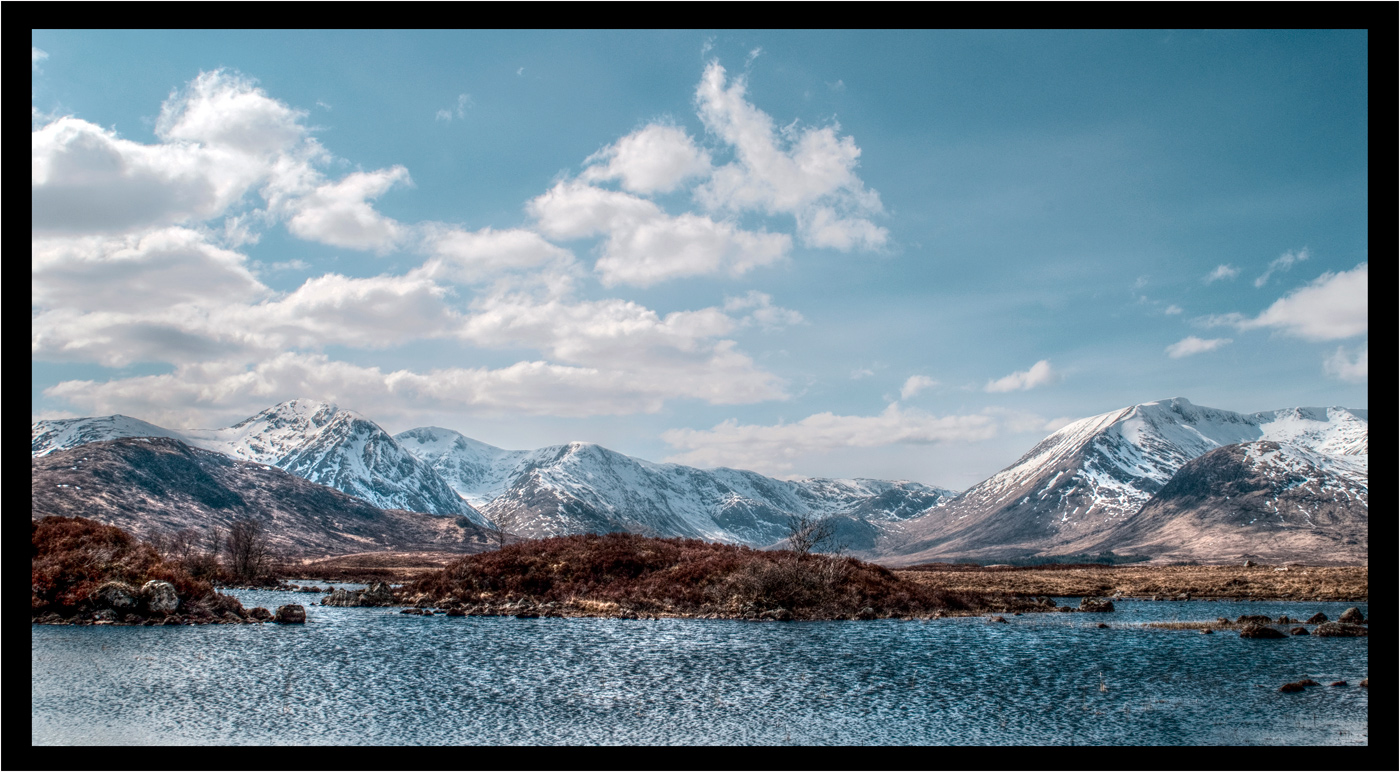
[31,30,1368,490]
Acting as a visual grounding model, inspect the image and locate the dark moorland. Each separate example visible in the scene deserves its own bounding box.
[31,516,267,625]
[401,532,1040,620]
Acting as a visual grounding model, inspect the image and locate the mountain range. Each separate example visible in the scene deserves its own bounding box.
[32,397,1367,564]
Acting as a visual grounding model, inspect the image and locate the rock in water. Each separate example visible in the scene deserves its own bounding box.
[141,580,179,614]
[1305,612,1328,624]
[92,582,140,612]
[274,605,306,624]
[1279,681,1306,693]
[1313,622,1367,637]
[1079,597,1114,613]
[248,607,273,621]
[1239,624,1286,639]
[1337,607,1366,624]
[1289,627,1310,636]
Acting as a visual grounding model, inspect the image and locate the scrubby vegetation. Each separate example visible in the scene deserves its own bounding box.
[404,532,1032,620]
[31,516,261,625]
[897,563,1368,601]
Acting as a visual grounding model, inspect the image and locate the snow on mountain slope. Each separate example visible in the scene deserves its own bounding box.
[393,427,528,507]
[880,397,1367,564]
[1087,440,1368,564]
[396,429,954,546]
[181,400,485,522]
[32,415,186,456]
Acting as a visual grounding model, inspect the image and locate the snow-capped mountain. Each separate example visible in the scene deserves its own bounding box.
[394,427,954,547]
[1087,440,1368,564]
[32,437,488,555]
[179,400,482,521]
[33,415,186,456]
[32,401,487,524]
[880,398,1368,564]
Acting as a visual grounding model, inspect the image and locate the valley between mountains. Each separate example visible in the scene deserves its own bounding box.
[32,397,1367,565]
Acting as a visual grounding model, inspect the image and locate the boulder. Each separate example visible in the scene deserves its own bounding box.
[1337,607,1365,624]
[856,607,877,620]
[1305,612,1328,624]
[273,605,306,624]
[1279,681,1306,693]
[1313,622,1367,637]
[1295,679,1320,686]
[1200,629,1213,635]
[1096,623,1109,629]
[1275,616,1292,624]
[988,616,1008,624]
[1237,615,1272,625]
[91,582,140,612]
[91,609,119,623]
[141,580,180,614]
[1239,624,1286,639]
[247,607,273,621]
[445,608,466,617]
[1359,678,1368,688]
[1330,681,1347,687]
[1079,597,1114,613]
[361,582,394,606]
[1289,627,1310,636]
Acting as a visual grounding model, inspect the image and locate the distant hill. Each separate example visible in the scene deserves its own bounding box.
[31,437,489,556]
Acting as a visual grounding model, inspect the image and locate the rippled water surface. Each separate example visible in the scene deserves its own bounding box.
[32,594,1368,745]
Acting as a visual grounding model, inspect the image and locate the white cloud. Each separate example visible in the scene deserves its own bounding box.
[1212,263,1367,341]
[984,360,1059,393]
[899,375,938,399]
[723,291,804,330]
[582,124,712,194]
[692,61,887,251]
[1254,247,1308,288]
[1165,336,1232,358]
[528,180,791,287]
[1323,343,1367,383]
[32,46,49,69]
[46,345,787,428]
[31,227,268,313]
[156,69,307,157]
[436,93,473,122]
[850,368,874,380]
[661,403,998,475]
[1204,264,1238,283]
[283,166,411,252]
[417,226,576,284]
[1164,305,1183,315]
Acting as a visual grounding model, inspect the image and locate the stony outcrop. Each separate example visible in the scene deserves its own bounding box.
[1079,597,1114,613]
[274,604,306,624]
[92,582,140,612]
[1337,607,1365,624]
[1313,622,1367,637]
[320,582,395,607]
[141,580,179,614]
[1306,612,1328,624]
[1289,627,1310,636]
[1239,624,1286,639]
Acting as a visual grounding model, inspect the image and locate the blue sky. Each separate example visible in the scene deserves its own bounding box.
[31,30,1368,489]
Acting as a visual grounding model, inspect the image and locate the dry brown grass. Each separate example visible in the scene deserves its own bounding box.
[895,564,1367,601]
[280,550,466,582]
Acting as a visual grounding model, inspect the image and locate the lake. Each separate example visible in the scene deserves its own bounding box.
[32,590,1367,745]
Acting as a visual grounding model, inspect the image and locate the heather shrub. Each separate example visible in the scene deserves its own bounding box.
[408,532,991,618]
[32,516,219,616]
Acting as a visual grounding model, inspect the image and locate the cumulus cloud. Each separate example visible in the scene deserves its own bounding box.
[32,46,49,69]
[282,166,411,251]
[984,360,1059,393]
[1204,264,1238,283]
[1165,336,1232,358]
[692,61,887,251]
[46,346,786,428]
[582,124,712,194]
[528,180,790,287]
[31,227,268,313]
[416,226,576,284]
[1323,343,1367,383]
[1254,247,1308,288]
[899,375,938,399]
[723,291,804,330]
[1164,305,1183,315]
[1210,263,1367,341]
[661,403,998,475]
